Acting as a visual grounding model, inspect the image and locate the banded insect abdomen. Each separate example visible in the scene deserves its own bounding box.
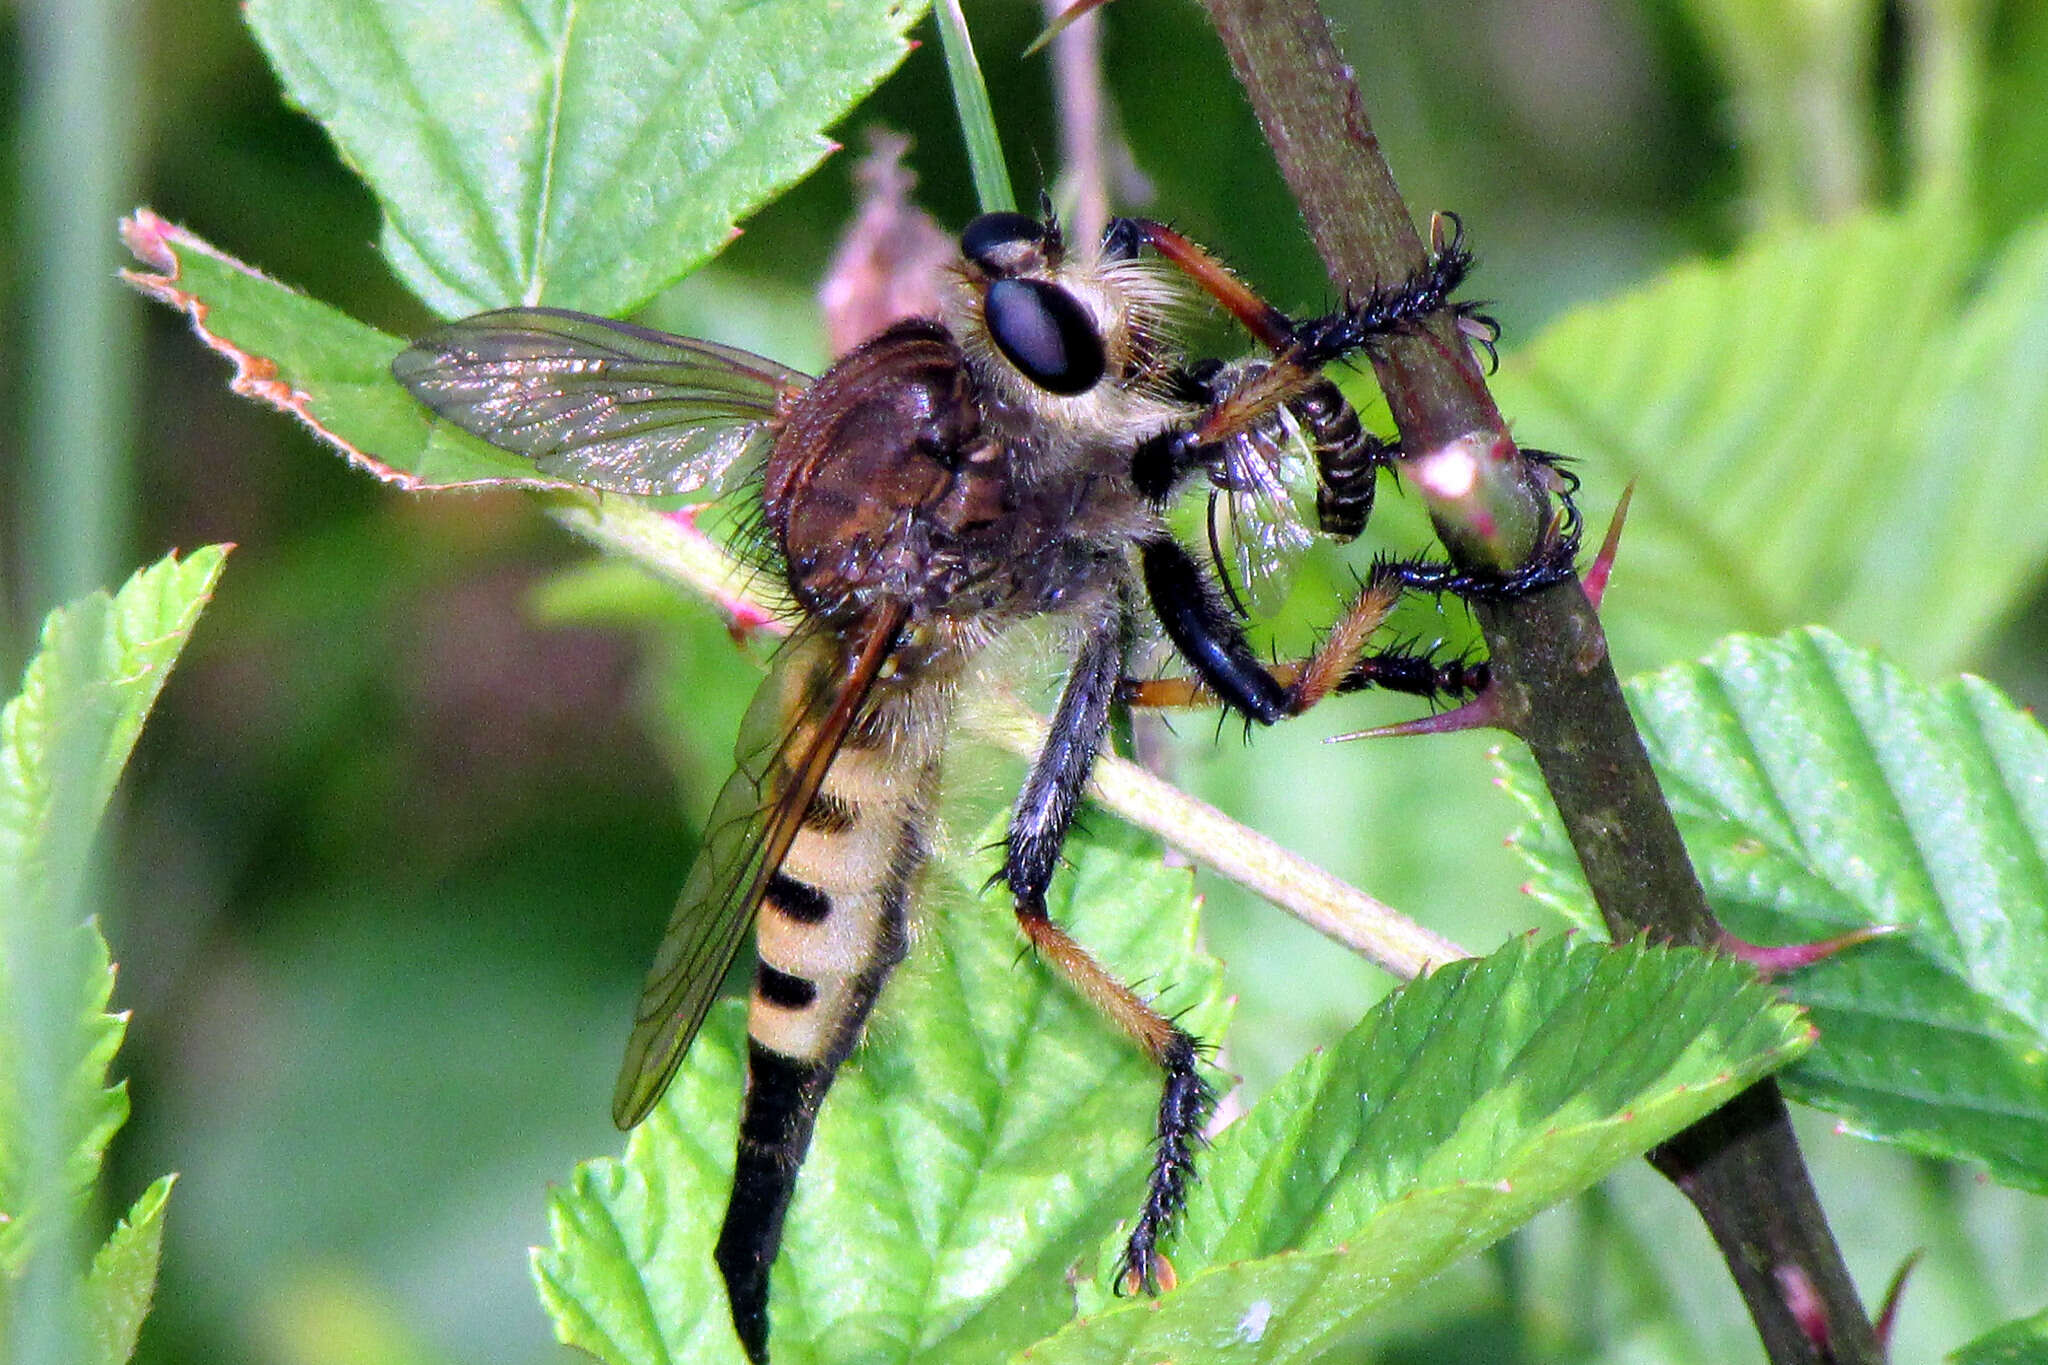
[717,680,949,1363]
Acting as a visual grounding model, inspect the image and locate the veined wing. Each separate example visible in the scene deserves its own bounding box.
[1206,406,1318,618]
[611,603,910,1129]
[392,307,812,497]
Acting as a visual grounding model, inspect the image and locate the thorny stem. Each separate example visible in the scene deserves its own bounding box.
[1192,1,1881,1362]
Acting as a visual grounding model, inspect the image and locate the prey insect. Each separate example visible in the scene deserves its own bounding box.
[394,207,1566,1363]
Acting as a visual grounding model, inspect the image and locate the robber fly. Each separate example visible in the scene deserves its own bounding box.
[394,208,1562,1363]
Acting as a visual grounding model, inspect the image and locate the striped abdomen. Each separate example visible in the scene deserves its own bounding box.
[716,678,948,1363]
[1289,377,1387,542]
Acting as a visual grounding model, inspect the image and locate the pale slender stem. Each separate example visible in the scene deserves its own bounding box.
[1045,0,1111,247]
[541,494,1467,981]
[971,693,1467,977]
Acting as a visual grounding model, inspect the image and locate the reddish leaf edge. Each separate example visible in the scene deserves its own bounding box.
[118,207,582,496]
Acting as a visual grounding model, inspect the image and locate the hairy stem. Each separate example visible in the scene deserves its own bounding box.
[1192,1,1879,1361]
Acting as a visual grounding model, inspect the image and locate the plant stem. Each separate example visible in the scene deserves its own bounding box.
[933,0,1019,216]
[1192,1,1880,1361]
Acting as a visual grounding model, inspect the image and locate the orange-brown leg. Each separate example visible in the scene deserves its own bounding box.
[1003,615,1213,1295]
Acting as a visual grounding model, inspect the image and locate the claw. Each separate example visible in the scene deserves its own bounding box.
[1718,924,1899,980]
[1583,481,1635,609]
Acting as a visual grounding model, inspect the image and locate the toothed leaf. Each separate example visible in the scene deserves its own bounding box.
[1503,628,2048,1192]
[1495,206,2048,677]
[244,0,928,317]
[82,1175,176,1365]
[534,820,1230,1364]
[1012,936,1806,1364]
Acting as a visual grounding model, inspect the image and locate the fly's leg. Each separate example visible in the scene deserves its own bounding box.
[1133,540,1487,723]
[1372,448,1584,602]
[1002,606,1215,1296]
[1284,213,1496,372]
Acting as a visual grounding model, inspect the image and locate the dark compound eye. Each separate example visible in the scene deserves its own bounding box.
[984,277,1106,396]
[1100,217,1145,263]
[960,212,1050,275]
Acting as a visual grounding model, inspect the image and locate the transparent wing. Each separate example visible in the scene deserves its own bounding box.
[611,606,908,1128]
[1205,407,1319,618]
[392,306,812,496]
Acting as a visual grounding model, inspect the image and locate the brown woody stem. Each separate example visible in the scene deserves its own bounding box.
[1194,2,1880,1361]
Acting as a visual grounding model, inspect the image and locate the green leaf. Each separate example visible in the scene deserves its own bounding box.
[0,546,230,925]
[1015,936,1807,1364]
[244,0,928,317]
[0,924,126,1273]
[1493,205,2048,676]
[0,550,218,1349]
[534,820,1229,1365]
[120,212,556,489]
[1955,1306,2048,1365]
[1502,628,2048,1193]
[0,549,226,1242]
[82,1175,176,1365]
[1834,216,2048,671]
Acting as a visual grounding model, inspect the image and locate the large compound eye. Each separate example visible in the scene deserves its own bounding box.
[960,212,1050,274]
[984,278,1106,395]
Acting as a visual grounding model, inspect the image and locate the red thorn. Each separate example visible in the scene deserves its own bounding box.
[1775,1264,1831,1352]
[1583,481,1635,609]
[1327,686,1508,742]
[1875,1248,1923,1357]
[1719,924,1900,979]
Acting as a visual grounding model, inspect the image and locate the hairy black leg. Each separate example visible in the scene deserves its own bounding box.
[1287,214,1495,370]
[1140,538,1291,723]
[1129,360,1231,502]
[1002,605,1215,1297]
[1005,608,1127,900]
[1113,1030,1214,1296]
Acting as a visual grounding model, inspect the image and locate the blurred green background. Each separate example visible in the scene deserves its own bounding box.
[4,1,2047,1362]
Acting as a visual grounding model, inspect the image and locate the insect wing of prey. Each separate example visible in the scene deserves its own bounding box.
[1206,412,1319,617]
[610,606,906,1128]
[391,307,810,496]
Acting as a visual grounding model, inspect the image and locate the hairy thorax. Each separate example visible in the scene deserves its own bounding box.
[762,318,1179,648]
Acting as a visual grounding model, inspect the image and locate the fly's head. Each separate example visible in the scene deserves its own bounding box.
[946,210,1188,461]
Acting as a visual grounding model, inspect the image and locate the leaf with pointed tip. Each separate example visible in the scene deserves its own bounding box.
[534,819,1230,1365]
[1502,628,2048,1193]
[0,550,224,1254]
[244,0,928,317]
[0,548,215,1352]
[1010,936,1807,1364]
[121,212,567,490]
[83,1175,176,1365]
